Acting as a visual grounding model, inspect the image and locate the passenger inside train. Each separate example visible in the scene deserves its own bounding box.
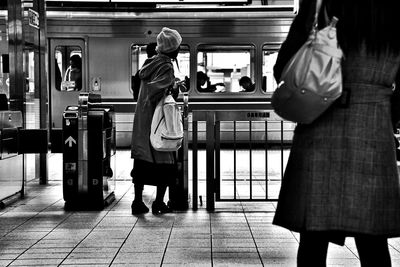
[196,71,225,93]
[62,54,82,91]
[238,76,255,92]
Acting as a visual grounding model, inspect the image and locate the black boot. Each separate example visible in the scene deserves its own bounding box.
[151,201,172,215]
[131,201,149,215]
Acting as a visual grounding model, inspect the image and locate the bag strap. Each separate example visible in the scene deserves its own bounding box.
[314,0,338,28]
[313,0,323,29]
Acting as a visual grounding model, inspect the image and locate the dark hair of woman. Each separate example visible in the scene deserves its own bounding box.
[163,47,180,70]
[322,0,400,55]
[162,47,179,60]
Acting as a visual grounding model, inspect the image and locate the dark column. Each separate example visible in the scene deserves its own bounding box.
[7,0,24,197]
[8,0,24,112]
[33,0,48,184]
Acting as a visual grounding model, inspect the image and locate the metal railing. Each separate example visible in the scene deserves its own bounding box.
[191,110,293,211]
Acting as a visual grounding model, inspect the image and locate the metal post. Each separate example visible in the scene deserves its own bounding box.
[265,121,268,200]
[281,121,284,180]
[169,93,189,210]
[215,121,220,200]
[33,0,48,185]
[233,121,237,200]
[8,0,24,197]
[192,120,198,210]
[249,120,252,199]
[206,111,215,211]
[8,0,24,112]
[182,93,189,208]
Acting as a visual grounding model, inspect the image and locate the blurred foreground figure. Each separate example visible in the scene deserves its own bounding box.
[273,0,400,266]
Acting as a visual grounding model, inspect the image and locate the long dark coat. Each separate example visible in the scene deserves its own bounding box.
[273,0,400,237]
[131,54,176,164]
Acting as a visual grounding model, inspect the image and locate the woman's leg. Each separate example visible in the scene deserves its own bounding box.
[151,162,176,214]
[152,184,172,214]
[297,232,329,267]
[134,183,144,202]
[130,159,149,214]
[131,183,149,214]
[155,184,167,203]
[355,235,391,267]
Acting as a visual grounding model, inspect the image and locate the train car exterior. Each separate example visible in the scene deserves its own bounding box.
[46,8,296,147]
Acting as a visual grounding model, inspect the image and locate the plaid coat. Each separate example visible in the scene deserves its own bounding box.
[273,1,400,236]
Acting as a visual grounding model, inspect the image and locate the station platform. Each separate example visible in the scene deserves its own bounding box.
[1,150,400,266]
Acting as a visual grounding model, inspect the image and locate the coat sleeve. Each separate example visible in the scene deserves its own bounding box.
[145,63,175,106]
[273,0,317,82]
[132,70,141,101]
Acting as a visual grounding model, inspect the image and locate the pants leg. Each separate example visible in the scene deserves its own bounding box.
[297,232,329,267]
[355,235,391,267]
[155,185,167,203]
[134,183,144,202]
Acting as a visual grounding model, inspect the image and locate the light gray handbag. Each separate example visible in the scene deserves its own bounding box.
[272,0,343,124]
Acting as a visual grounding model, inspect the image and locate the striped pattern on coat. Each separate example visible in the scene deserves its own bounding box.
[273,50,400,237]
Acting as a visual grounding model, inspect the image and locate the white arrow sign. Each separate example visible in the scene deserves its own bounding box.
[65,136,76,147]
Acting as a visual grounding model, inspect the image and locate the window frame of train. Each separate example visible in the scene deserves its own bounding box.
[261,44,280,94]
[196,44,255,94]
[54,45,83,92]
[49,39,86,128]
[130,44,190,95]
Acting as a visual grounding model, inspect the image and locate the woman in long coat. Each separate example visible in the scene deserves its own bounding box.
[131,27,182,215]
[273,0,400,266]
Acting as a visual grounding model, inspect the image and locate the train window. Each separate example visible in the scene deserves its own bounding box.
[175,45,190,91]
[262,46,279,93]
[131,44,190,96]
[54,46,82,91]
[197,45,255,93]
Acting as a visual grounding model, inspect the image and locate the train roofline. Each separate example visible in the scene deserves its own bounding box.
[46,6,296,19]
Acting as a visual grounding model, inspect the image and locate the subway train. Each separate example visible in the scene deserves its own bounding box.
[45,7,296,147]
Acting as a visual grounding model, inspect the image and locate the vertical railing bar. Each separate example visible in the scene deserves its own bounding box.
[215,120,221,201]
[265,120,268,201]
[182,95,189,209]
[249,120,252,200]
[192,120,198,210]
[233,120,237,200]
[281,121,284,180]
[206,111,215,211]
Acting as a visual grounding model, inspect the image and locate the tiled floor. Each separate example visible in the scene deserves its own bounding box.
[1,151,400,266]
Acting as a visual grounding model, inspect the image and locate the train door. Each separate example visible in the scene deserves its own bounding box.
[49,39,85,128]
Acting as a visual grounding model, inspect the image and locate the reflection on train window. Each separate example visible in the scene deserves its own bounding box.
[262,47,279,93]
[54,46,82,91]
[131,44,190,97]
[24,51,35,94]
[197,45,255,93]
